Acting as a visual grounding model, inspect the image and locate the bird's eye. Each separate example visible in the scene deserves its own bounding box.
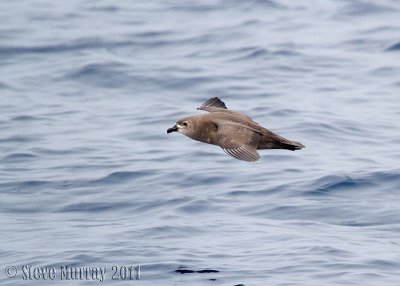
[183,121,188,126]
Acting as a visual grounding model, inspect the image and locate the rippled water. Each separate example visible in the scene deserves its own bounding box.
[1,0,400,285]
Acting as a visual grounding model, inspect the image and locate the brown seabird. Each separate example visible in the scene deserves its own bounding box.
[167,97,304,162]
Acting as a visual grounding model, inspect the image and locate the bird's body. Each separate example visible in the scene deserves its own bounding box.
[167,97,304,162]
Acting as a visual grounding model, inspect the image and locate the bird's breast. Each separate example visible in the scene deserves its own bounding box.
[191,121,218,145]
[199,128,217,145]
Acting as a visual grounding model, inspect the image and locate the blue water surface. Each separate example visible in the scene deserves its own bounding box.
[1,0,400,285]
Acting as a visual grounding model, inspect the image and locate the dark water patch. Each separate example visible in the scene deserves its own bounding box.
[342,37,372,48]
[225,0,282,9]
[0,204,52,214]
[271,64,312,73]
[2,175,137,194]
[59,201,131,213]
[70,62,127,76]
[324,262,374,272]
[241,19,261,26]
[303,246,353,258]
[340,1,393,16]
[0,81,11,89]
[65,62,131,88]
[89,5,120,12]
[228,190,252,197]
[197,269,219,273]
[157,75,217,91]
[302,171,400,197]
[370,66,400,76]
[131,37,194,48]
[0,38,136,56]
[272,49,300,56]
[65,62,216,91]
[360,26,398,35]
[311,175,374,196]
[62,254,103,266]
[2,152,37,162]
[227,183,291,197]
[0,135,35,143]
[182,32,231,46]
[172,172,227,188]
[157,65,205,75]
[386,42,400,51]
[168,3,225,12]
[365,259,399,269]
[171,0,283,12]
[196,174,227,185]
[138,225,201,239]
[0,27,28,39]
[0,180,54,192]
[90,170,155,185]
[370,171,400,183]
[247,203,358,223]
[43,109,79,117]
[124,129,166,141]
[231,47,270,61]
[131,197,193,214]
[268,108,300,117]
[30,147,95,156]
[132,30,175,39]
[338,221,394,227]
[175,266,219,274]
[177,199,217,214]
[251,104,273,114]
[175,269,195,274]
[11,115,42,121]
[0,40,99,55]
[295,121,355,140]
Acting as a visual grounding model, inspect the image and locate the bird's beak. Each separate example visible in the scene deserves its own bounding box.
[167,125,179,134]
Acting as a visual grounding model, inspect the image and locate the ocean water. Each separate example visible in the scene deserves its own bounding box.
[1,0,400,285]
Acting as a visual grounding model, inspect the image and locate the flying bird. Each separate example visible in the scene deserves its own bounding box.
[167,97,304,162]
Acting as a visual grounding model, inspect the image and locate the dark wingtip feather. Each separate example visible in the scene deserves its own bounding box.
[198,97,227,110]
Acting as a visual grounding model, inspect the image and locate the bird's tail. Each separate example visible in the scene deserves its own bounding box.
[258,133,305,151]
[274,140,304,151]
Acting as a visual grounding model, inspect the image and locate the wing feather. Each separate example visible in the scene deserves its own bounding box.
[216,123,261,162]
[197,97,227,112]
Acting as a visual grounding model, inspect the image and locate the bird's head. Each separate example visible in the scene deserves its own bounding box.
[167,117,194,137]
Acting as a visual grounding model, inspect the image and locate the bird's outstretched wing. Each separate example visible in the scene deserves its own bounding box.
[197,97,254,122]
[197,97,227,112]
[215,123,261,162]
